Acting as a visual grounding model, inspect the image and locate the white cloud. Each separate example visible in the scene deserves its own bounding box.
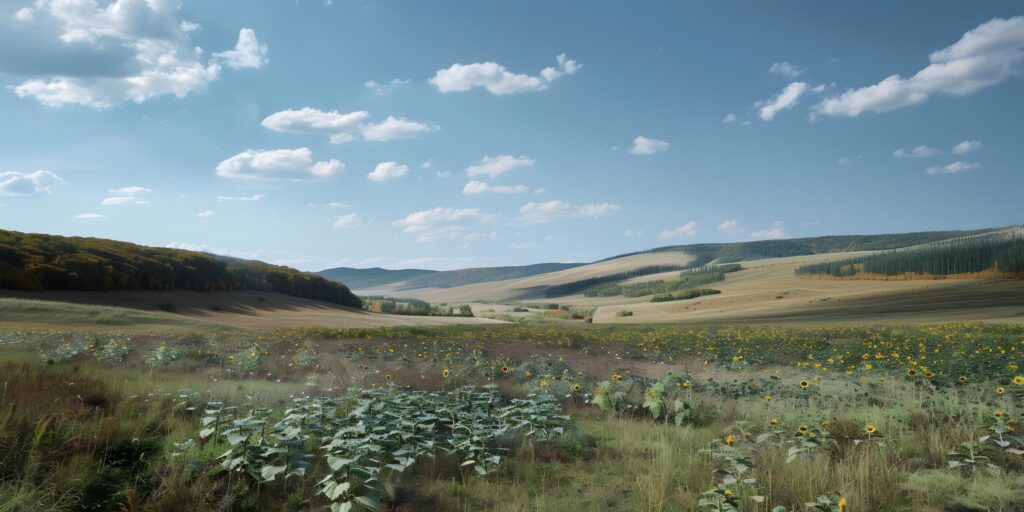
[758,82,808,121]
[926,161,981,174]
[658,221,699,239]
[508,242,537,249]
[421,160,433,168]
[623,229,643,237]
[8,2,267,107]
[515,200,621,224]
[817,17,1024,117]
[364,78,410,94]
[893,145,943,158]
[750,221,787,239]
[360,116,439,141]
[837,155,862,165]
[179,20,199,32]
[722,113,737,124]
[629,136,669,155]
[462,180,528,195]
[73,213,106,219]
[261,108,368,134]
[430,53,581,95]
[952,140,983,154]
[465,155,534,178]
[0,170,63,197]
[14,7,33,21]
[102,185,150,205]
[717,219,741,234]
[367,161,409,182]
[216,148,342,180]
[769,61,804,78]
[333,213,361,228]
[212,28,268,70]
[196,210,215,217]
[217,194,265,202]
[393,207,486,243]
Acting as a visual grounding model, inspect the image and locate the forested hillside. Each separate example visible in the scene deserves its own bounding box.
[0,229,362,307]
[796,232,1024,279]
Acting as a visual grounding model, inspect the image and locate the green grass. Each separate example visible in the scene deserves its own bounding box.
[3,323,1024,511]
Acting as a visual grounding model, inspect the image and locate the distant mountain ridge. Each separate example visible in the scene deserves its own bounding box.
[318,262,585,290]
[317,267,437,290]
[318,227,1013,294]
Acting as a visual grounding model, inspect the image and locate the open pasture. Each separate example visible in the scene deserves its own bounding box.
[3,323,1024,511]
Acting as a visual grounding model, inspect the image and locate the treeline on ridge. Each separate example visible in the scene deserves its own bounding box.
[543,265,691,298]
[0,229,362,307]
[583,264,740,298]
[795,235,1024,279]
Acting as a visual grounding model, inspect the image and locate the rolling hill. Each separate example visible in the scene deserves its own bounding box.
[318,262,585,291]
[0,229,361,308]
[317,267,437,290]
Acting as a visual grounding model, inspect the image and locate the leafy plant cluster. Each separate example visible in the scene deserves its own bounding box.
[361,296,473,317]
[651,288,721,302]
[185,385,571,511]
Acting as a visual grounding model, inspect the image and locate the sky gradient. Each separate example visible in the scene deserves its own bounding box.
[1,1,1022,271]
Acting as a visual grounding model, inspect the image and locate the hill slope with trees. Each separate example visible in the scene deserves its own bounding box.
[0,229,361,308]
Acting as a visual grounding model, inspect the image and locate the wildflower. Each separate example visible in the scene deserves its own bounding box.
[612,374,623,381]
[865,423,877,434]
[799,380,810,389]
[798,425,809,434]
[769,418,779,426]
[907,369,917,377]
[682,381,691,389]
[726,435,734,446]
[995,410,1004,418]
[1014,376,1024,385]
[959,376,968,382]
[998,386,1006,394]
[821,420,830,428]
[764,394,773,402]
[839,497,847,512]
[539,380,548,388]
[573,384,582,393]
[442,368,450,378]
[501,366,510,373]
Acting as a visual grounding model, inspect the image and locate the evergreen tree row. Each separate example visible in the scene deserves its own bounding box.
[795,235,1024,278]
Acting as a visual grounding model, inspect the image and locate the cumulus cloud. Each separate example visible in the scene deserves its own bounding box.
[629,136,669,155]
[367,161,409,182]
[430,53,581,95]
[333,213,361,228]
[953,140,983,154]
[212,28,268,69]
[515,200,621,224]
[722,113,737,124]
[260,108,435,143]
[393,207,486,242]
[769,61,804,78]
[217,194,265,202]
[216,148,342,180]
[6,1,267,107]
[364,78,410,94]
[893,145,943,158]
[658,221,699,239]
[261,108,368,134]
[0,170,63,197]
[816,17,1024,117]
[462,180,528,195]
[926,161,981,174]
[758,82,808,121]
[750,221,787,240]
[718,219,741,234]
[360,116,439,141]
[465,155,534,178]
[102,185,150,205]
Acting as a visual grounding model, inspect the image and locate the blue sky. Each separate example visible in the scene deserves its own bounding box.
[1,1,1022,271]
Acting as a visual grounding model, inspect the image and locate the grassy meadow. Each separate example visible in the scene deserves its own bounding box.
[2,323,1024,511]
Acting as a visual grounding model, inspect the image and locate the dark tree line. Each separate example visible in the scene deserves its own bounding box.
[582,265,738,298]
[543,265,691,298]
[795,235,1024,278]
[0,229,361,307]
